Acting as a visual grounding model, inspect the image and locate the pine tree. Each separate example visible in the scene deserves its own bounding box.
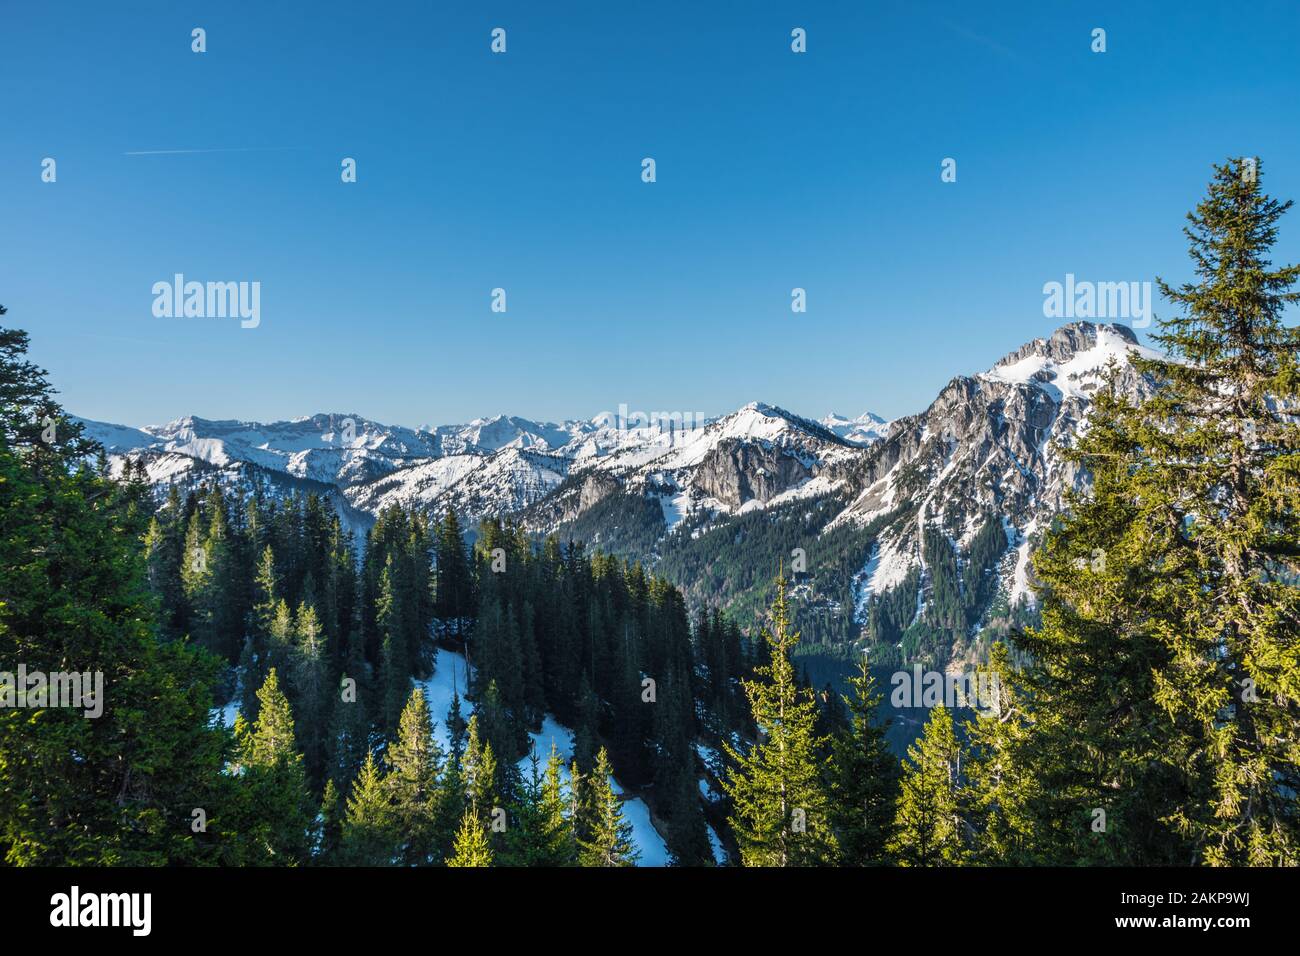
[433,748,467,863]
[292,602,330,787]
[0,320,228,864]
[319,778,343,863]
[447,808,493,867]
[327,672,370,794]
[961,643,1043,865]
[887,705,966,866]
[1006,159,1300,865]
[542,743,578,865]
[435,508,474,637]
[232,668,314,864]
[462,715,499,817]
[446,689,468,761]
[385,688,444,865]
[1138,158,1300,865]
[338,751,396,866]
[503,748,574,866]
[829,652,899,865]
[577,748,639,867]
[722,576,837,866]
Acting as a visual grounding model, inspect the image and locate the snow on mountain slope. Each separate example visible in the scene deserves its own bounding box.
[346,447,572,523]
[820,411,891,446]
[429,415,596,456]
[838,322,1159,630]
[74,417,159,453]
[524,402,862,530]
[80,321,1161,628]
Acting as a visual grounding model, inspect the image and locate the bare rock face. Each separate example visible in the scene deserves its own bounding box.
[693,439,812,508]
[843,322,1160,627]
[575,472,620,515]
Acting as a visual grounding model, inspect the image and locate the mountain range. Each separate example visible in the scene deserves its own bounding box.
[78,320,1158,668]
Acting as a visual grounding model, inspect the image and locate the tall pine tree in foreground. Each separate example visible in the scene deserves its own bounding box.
[385,687,444,865]
[232,668,315,864]
[1010,158,1300,865]
[1140,158,1300,865]
[577,748,639,867]
[888,705,966,866]
[0,315,229,865]
[722,575,837,866]
[829,652,899,865]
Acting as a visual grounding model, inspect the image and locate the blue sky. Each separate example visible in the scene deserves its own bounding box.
[3,0,1298,428]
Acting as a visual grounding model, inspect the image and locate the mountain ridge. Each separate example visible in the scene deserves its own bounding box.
[79,320,1156,668]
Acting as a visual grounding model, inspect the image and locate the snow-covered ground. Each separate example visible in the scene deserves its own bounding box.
[218,700,240,728]
[706,824,726,864]
[212,647,675,865]
[419,646,671,866]
[417,646,472,754]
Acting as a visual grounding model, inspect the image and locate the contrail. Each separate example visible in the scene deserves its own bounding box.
[123,147,306,156]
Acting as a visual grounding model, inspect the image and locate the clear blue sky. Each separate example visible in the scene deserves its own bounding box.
[3,0,1298,428]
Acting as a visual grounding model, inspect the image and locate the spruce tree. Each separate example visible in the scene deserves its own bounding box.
[292,602,329,787]
[447,808,493,867]
[961,643,1044,865]
[1138,158,1300,865]
[232,668,314,864]
[462,715,499,817]
[503,748,574,866]
[0,321,228,864]
[327,672,370,794]
[829,652,899,865]
[1008,159,1300,865]
[338,751,396,866]
[542,743,578,865]
[721,576,837,866]
[385,687,444,865]
[887,705,966,866]
[577,748,639,867]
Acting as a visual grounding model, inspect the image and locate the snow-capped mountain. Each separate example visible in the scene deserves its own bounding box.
[820,411,892,446]
[521,402,864,531]
[841,322,1160,628]
[83,400,883,530]
[80,320,1158,665]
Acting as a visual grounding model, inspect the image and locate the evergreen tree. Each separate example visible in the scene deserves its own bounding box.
[319,778,343,863]
[232,669,314,864]
[292,602,330,787]
[829,652,899,865]
[327,672,371,794]
[577,748,639,867]
[1134,158,1300,865]
[722,576,838,866]
[462,715,499,817]
[888,705,966,866]
[435,508,474,636]
[961,643,1043,865]
[385,688,444,865]
[0,317,234,865]
[447,809,493,867]
[503,748,574,866]
[541,743,579,865]
[337,751,396,866]
[1002,160,1300,865]
[446,689,468,761]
